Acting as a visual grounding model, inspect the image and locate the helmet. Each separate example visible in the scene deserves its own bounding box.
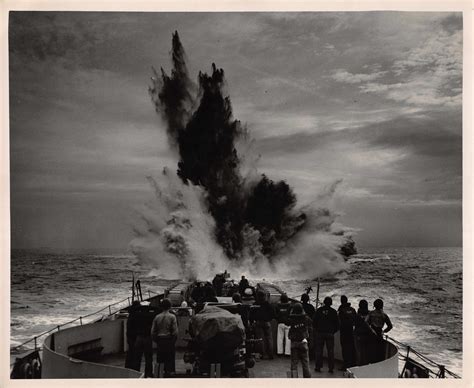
[244,288,253,296]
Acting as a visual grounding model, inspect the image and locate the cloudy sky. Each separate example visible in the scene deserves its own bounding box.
[9,11,462,250]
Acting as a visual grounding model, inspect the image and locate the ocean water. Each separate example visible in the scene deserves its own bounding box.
[10,247,462,376]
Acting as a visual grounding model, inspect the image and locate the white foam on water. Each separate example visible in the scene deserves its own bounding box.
[348,254,391,263]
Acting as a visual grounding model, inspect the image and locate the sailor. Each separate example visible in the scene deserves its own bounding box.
[151,298,178,377]
[222,278,237,297]
[367,298,393,363]
[125,301,141,369]
[203,283,219,303]
[337,295,357,369]
[301,293,315,317]
[191,283,205,304]
[288,303,312,378]
[212,274,225,297]
[275,294,292,356]
[232,292,242,303]
[300,293,315,357]
[354,299,375,366]
[177,301,191,316]
[239,275,250,294]
[313,296,339,373]
[242,286,255,301]
[232,292,250,329]
[126,301,154,377]
[249,290,275,359]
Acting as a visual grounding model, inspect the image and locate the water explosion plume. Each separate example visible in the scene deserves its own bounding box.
[132,31,355,280]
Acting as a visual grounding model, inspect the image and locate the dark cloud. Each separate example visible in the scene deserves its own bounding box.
[366,117,461,158]
[255,112,462,205]
[9,12,100,64]
[257,113,461,159]
[441,13,462,33]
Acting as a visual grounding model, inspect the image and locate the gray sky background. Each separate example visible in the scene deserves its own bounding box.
[9,12,462,250]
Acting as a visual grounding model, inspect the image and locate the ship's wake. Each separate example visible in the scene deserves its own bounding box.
[130,32,354,281]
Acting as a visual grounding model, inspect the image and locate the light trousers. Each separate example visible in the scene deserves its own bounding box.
[277,323,291,355]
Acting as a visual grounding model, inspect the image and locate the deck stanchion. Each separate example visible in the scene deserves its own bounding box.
[57,326,60,332]
[315,278,320,308]
[34,337,37,350]
[439,365,445,378]
[79,317,82,325]
[108,305,112,315]
[400,345,410,377]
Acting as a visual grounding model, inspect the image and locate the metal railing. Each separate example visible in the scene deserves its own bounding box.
[10,289,164,355]
[386,335,461,378]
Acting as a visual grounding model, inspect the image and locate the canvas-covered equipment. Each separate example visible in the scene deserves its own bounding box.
[190,305,245,352]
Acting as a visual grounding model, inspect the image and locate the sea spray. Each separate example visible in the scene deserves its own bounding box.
[130,168,230,280]
[131,31,355,280]
[130,170,348,280]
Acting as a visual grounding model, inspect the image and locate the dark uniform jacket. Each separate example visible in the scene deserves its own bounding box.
[127,307,155,338]
[275,302,292,325]
[249,300,275,322]
[239,278,250,293]
[313,305,339,334]
[288,314,312,342]
[338,303,357,333]
[302,302,315,318]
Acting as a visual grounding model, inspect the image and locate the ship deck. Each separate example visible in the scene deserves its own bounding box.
[100,351,345,378]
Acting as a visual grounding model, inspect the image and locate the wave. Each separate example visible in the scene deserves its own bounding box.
[11,247,462,376]
[348,254,391,263]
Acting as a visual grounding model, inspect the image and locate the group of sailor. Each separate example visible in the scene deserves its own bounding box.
[126,276,393,378]
[269,293,393,377]
[125,298,177,378]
